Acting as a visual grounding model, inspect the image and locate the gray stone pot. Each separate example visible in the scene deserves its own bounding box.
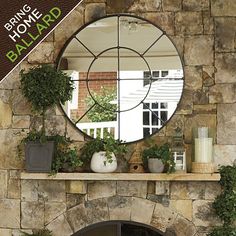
[25,141,54,173]
[148,158,164,173]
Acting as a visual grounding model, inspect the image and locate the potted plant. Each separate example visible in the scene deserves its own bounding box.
[142,143,175,173]
[80,133,127,173]
[20,65,74,172]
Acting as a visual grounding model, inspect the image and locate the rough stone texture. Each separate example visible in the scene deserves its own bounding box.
[188,182,205,200]
[27,42,54,64]
[128,0,161,12]
[184,36,214,66]
[12,89,32,115]
[169,36,184,58]
[151,202,177,232]
[0,199,20,228]
[7,170,20,199]
[202,66,215,87]
[87,198,110,225]
[193,104,216,114]
[211,0,236,16]
[12,115,30,129]
[193,200,220,227]
[117,181,147,198]
[0,67,20,89]
[183,0,209,11]
[66,193,85,209]
[66,181,87,194]
[131,197,155,224]
[0,129,24,169]
[108,196,132,220]
[162,0,182,12]
[85,3,106,23]
[203,11,214,35]
[45,202,67,224]
[215,18,236,52]
[0,100,12,128]
[170,182,188,199]
[184,66,202,91]
[66,121,84,141]
[205,182,221,200]
[170,200,192,220]
[193,89,209,105]
[175,12,203,35]
[217,104,236,144]
[66,204,87,232]
[165,115,185,137]
[184,114,216,143]
[12,229,33,236]
[168,215,196,236]
[21,201,44,228]
[155,181,170,195]
[45,115,66,136]
[209,84,236,104]
[38,180,66,202]
[215,53,236,83]
[21,180,39,201]
[144,13,175,35]
[0,170,8,198]
[214,145,236,170]
[106,0,135,13]
[88,181,116,200]
[0,229,11,236]
[176,89,193,115]
[47,214,73,236]
[54,10,83,59]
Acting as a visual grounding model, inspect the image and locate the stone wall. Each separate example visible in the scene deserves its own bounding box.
[0,0,235,235]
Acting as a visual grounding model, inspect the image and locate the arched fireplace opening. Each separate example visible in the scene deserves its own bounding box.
[71,220,165,236]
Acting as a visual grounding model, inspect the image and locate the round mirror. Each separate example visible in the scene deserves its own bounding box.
[57,14,184,143]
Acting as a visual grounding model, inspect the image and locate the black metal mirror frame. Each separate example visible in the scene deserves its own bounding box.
[56,14,184,144]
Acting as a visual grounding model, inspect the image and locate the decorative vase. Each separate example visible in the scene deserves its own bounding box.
[90,151,117,173]
[148,158,164,173]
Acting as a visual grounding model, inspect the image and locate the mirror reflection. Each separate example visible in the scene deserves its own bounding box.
[58,15,184,143]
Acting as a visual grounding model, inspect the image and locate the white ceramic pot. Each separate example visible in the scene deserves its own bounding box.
[90,151,117,173]
[148,158,164,173]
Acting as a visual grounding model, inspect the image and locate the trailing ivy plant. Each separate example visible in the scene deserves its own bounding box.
[86,87,117,122]
[20,65,74,135]
[21,229,53,236]
[208,165,236,236]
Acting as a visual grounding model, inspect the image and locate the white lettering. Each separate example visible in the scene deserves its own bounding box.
[9,30,20,42]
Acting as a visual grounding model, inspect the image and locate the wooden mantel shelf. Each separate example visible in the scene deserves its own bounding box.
[20,172,220,181]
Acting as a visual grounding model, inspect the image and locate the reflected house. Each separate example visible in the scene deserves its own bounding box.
[64,69,183,142]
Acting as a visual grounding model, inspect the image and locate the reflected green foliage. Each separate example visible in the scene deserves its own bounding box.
[86,87,117,122]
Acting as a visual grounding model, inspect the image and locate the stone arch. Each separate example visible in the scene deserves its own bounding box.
[46,196,196,236]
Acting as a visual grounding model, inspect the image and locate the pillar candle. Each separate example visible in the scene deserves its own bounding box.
[194,138,213,163]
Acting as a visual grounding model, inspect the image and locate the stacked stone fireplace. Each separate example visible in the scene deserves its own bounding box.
[1,0,236,235]
[15,179,220,236]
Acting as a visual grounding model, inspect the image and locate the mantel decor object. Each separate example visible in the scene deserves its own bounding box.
[171,127,186,173]
[192,127,214,173]
[129,146,144,173]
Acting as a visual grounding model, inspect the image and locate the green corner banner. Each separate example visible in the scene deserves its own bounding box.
[0,0,83,83]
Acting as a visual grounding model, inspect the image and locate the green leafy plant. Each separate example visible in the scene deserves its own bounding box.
[86,87,117,122]
[21,229,53,236]
[208,165,236,236]
[80,133,127,166]
[142,143,175,173]
[20,65,74,135]
[19,130,83,173]
[50,134,83,173]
